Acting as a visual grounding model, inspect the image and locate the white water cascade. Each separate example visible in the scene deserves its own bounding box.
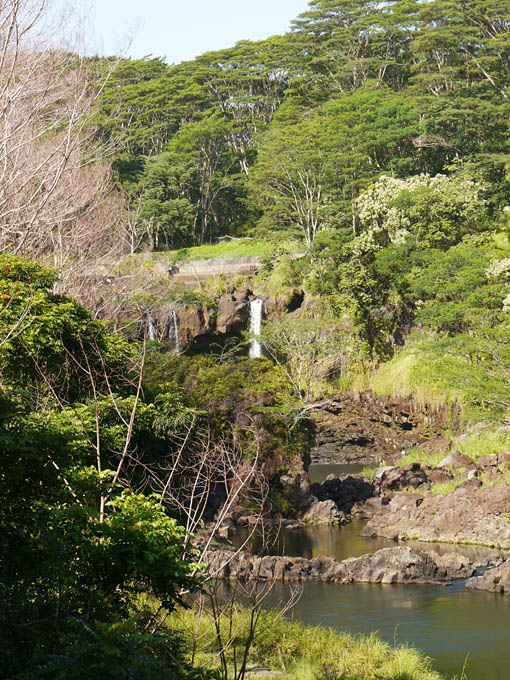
[168,309,180,354]
[248,298,263,358]
[146,314,157,341]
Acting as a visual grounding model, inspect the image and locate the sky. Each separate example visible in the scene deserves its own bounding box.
[86,0,311,64]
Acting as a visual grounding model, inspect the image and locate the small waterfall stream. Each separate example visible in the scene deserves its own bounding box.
[248,298,263,358]
[168,309,180,354]
[146,314,157,341]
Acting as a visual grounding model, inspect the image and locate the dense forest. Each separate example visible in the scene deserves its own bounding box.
[2,0,510,678]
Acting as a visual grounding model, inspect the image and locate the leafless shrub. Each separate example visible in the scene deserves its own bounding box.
[0,0,129,267]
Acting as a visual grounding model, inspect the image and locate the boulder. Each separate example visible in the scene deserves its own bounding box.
[466,561,510,595]
[428,468,454,484]
[420,438,452,455]
[373,464,427,495]
[339,546,474,584]
[357,496,390,517]
[301,499,345,525]
[436,450,473,469]
[478,454,499,468]
[310,473,373,514]
[498,452,510,467]
[457,477,482,490]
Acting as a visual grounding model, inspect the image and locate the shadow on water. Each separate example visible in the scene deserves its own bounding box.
[231,502,510,679]
[265,581,510,680]
[308,462,366,483]
[235,520,500,563]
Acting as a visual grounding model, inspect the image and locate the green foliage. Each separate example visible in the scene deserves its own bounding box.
[26,619,217,680]
[170,606,444,680]
[0,256,212,678]
[368,325,510,422]
[374,235,507,334]
[355,173,489,252]
[138,151,200,248]
[93,0,510,255]
[0,255,134,403]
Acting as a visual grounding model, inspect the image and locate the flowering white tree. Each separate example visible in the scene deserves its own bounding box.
[353,173,488,254]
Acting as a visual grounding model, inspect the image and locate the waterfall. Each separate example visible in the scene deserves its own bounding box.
[146,314,157,341]
[249,298,263,358]
[168,309,180,354]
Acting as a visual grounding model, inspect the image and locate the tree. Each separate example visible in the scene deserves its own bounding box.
[138,152,199,248]
[354,171,489,253]
[289,0,414,102]
[260,315,346,423]
[250,87,421,244]
[0,256,212,677]
[166,112,246,246]
[0,1,125,264]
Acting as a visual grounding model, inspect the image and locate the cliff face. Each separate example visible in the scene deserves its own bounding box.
[311,392,457,465]
[142,290,256,349]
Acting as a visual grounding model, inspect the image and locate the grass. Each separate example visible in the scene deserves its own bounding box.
[396,447,447,470]
[358,345,463,416]
[452,429,510,463]
[168,605,447,680]
[170,238,302,262]
[479,469,510,489]
[427,478,466,496]
[362,465,377,482]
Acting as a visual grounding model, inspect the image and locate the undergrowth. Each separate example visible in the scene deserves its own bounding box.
[169,606,447,680]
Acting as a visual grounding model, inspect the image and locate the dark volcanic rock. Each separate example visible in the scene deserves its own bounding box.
[478,454,499,468]
[310,392,454,464]
[205,545,474,584]
[466,561,510,594]
[420,438,452,455]
[428,468,454,484]
[436,451,473,469]
[499,452,510,468]
[373,464,428,495]
[301,499,345,525]
[310,473,374,515]
[216,295,250,334]
[362,484,510,548]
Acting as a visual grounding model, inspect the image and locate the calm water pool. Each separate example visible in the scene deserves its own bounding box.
[233,513,510,679]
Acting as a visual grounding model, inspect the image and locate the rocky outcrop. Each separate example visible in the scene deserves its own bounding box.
[309,473,374,515]
[144,302,214,346]
[362,484,510,549]
[372,464,428,495]
[310,392,455,464]
[466,561,510,594]
[301,499,346,525]
[205,545,475,584]
[143,290,256,347]
[216,295,250,333]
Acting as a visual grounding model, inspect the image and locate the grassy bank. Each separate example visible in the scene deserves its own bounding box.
[169,606,447,680]
[169,238,302,261]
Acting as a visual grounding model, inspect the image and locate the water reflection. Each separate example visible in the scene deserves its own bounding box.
[308,463,365,483]
[234,520,500,563]
[230,467,510,679]
[266,581,510,680]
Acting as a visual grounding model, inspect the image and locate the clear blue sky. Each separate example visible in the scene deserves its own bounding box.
[87,0,311,64]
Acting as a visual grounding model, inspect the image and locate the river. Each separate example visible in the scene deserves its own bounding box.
[240,463,510,680]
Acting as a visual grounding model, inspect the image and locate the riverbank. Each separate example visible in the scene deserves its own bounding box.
[198,518,510,680]
[170,606,446,680]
